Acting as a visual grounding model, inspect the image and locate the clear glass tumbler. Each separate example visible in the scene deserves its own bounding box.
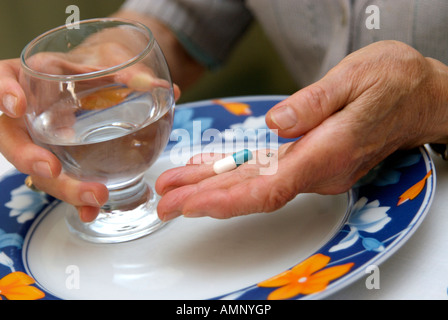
[20,18,175,243]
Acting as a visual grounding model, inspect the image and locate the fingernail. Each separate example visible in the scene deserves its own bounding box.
[160,210,181,222]
[183,211,205,218]
[270,105,297,130]
[81,191,101,207]
[2,93,17,116]
[129,73,154,91]
[78,206,100,223]
[32,161,53,179]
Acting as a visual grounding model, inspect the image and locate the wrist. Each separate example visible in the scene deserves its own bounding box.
[112,9,205,89]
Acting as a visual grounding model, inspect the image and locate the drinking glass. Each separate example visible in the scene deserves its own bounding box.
[20,18,175,243]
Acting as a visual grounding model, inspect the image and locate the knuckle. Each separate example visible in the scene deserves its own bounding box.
[5,145,31,174]
[301,84,330,118]
[0,59,17,75]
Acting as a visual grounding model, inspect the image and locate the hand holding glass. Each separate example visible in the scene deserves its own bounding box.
[20,19,175,243]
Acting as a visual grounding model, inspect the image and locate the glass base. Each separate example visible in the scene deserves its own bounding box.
[65,182,166,243]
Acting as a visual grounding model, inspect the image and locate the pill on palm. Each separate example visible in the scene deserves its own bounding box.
[213,149,253,174]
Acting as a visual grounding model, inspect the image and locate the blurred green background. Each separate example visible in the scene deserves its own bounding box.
[0,0,297,103]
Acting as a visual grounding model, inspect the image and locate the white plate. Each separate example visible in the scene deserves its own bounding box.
[0,96,435,300]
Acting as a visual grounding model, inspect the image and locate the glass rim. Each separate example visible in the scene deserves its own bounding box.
[20,17,155,82]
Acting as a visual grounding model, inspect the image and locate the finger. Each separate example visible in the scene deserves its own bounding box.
[155,152,225,196]
[0,115,108,223]
[157,172,259,221]
[0,115,62,178]
[155,162,215,196]
[77,206,101,223]
[155,150,256,197]
[157,162,293,220]
[173,83,181,101]
[156,148,289,220]
[0,59,27,117]
[120,70,181,101]
[30,173,108,210]
[181,175,285,219]
[265,64,356,139]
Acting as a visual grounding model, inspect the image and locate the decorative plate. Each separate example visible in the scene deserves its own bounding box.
[0,96,435,300]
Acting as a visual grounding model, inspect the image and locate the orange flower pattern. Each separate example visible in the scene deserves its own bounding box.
[397,170,432,206]
[0,271,45,300]
[258,254,354,300]
[212,99,252,116]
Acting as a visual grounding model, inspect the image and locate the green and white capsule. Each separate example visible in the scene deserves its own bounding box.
[213,149,253,174]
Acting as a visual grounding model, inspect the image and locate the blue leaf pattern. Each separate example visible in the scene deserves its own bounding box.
[329,197,391,252]
[5,185,48,223]
[0,229,23,249]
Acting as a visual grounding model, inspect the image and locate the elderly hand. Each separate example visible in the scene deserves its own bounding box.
[156,40,448,221]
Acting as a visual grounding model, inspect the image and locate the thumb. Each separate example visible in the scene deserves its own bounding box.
[265,73,352,139]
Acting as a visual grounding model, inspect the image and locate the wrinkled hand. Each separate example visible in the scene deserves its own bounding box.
[156,40,448,221]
